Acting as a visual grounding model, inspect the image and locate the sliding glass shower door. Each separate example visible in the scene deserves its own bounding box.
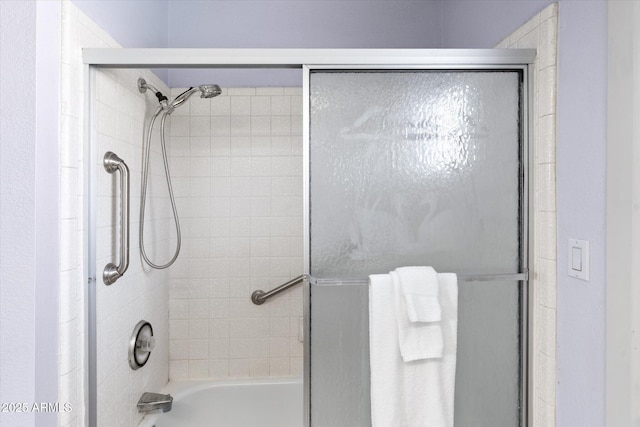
[307,70,528,426]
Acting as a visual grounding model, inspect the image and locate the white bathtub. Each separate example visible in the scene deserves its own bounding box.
[138,378,303,427]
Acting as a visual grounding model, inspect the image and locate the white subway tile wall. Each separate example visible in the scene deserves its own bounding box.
[61,2,171,426]
[167,87,304,380]
[497,4,559,426]
[94,68,172,427]
[60,3,98,426]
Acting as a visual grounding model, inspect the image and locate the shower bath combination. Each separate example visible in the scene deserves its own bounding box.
[137,77,221,269]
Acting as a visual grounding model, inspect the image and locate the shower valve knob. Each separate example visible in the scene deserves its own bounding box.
[129,320,155,370]
[136,336,156,353]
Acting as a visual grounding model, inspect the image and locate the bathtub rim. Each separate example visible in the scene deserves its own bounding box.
[161,376,302,398]
[138,377,303,426]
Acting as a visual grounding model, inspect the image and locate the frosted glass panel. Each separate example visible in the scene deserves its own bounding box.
[309,280,521,427]
[310,71,522,278]
[454,280,521,427]
[308,70,525,427]
[309,281,371,427]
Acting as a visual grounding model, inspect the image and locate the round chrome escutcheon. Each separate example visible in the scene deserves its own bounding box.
[129,320,155,370]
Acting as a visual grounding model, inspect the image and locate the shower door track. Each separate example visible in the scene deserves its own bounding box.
[83,48,535,68]
[83,48,535,427]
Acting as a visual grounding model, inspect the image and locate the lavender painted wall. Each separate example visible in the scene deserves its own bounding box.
[74,0,441,50]
[441,0,554,48]
[1,2,62,426]
[0,1,63,426]
[167,0,442,87]
[71,0,168,48]
[168,1,441,49]
[71,0,169,81]
[556,2,607,425]
[444,1,608,425]
[0,4,37,424]
[75,0,443,87]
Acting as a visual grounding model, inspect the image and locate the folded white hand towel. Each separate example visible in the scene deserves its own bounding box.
[394,266,441,323]
[369,272,459,427]
[392,269,444,361]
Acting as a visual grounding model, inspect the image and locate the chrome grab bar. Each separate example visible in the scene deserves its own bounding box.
[103,151,130,285]
[250,271,528,304]
[251,274,307,305]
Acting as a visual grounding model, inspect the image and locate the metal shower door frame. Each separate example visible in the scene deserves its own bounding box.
[302,63,532,427]
[82,48,534,427]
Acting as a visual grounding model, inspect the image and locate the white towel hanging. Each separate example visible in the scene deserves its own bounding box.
[369,270,458,427]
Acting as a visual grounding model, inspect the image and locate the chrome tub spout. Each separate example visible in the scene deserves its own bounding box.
[137,392,173,413]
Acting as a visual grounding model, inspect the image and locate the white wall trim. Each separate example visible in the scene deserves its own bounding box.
[34,2,61,424]
[606,1,640,424]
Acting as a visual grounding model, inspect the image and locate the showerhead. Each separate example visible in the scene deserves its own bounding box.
[198,84,223,98]
[167,84,222,114]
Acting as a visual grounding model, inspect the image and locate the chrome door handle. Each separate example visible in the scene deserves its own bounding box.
[103,151,130,285]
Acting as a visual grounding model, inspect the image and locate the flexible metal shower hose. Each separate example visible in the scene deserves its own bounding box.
[139,107,182,269]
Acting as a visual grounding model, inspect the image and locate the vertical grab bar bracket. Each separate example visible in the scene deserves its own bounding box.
[103,151,130,285]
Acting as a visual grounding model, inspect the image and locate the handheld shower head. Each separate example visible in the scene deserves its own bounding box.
[167,84,222,114]
[198,84,222,98]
